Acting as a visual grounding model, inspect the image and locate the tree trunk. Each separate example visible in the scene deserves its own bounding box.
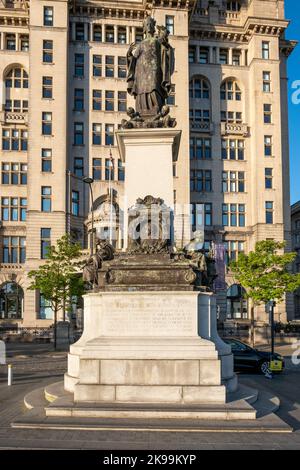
[249,298,255,348]
[54,307,57,350]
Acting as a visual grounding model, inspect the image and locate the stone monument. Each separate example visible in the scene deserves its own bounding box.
[45,17,256,421]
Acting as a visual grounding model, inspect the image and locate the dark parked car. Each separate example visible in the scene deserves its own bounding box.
[223,338,285,374]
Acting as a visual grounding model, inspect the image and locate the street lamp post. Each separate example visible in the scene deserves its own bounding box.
[83,177,94,255]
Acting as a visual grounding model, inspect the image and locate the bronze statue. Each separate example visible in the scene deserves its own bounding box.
[83,239,114,288]
[126,16,174,123]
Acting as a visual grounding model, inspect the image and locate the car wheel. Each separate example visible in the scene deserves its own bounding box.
[259,360,270,375]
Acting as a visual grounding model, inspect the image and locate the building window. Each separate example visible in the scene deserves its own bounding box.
[263,104,272,124]
[74,88,84,111]
[2,129,28,151]
[221,111,242,123]
[92,90,102,110]
[42,112,52,135]
[42,76,53,99]
[226,1,241,11]
[5,67,28,89]
[190,170,212,192]
[93,55,102,77]
[5,100,28,113]
[262,41,270,60]
[74,122,84,145]
[105,91,114,111]
[166,15,174,35]
[105,25,114,43]
[39,293,53,320]
[199,47,209,64]
[1,197,27,222]
[232,50,241,66]
[118,28,126,44]
[265,168,273,189]
[41,149,52,172]
[118,91,127,112]
[222,139,245,160]
[264,136,272,157]
[44,6,53,26]
[189,46,196,63]
[224,241,244,265]
[41,228,51,259]
[118,159,125,181]
[118,56,127,78]
[1,163,27,185]
[75,23,85,41]
[41,187,52,212]
[105,124,114,146]
[92,158,102,180]
[219,49,228,64]
[189,78,210,99]
[105,158,114,180]
[93,24,102,42]
[191,203,212,228]
[265,201,274,224]
[71,191,79,216]
[190,109,210,124]
[3,237,26,264]
[75,53,84,77]
[222,171,245,193]
[220,80,241,101]
[135,28,143,43]
[222,204,245,227]
[263,71,271,92]
[20,36,29,51]
[105,55,114,77]
[190,137,211,160]
[6,34,16,50]
[226,284,247,320]
[43,40,53,63]
[92,123,102,145]
[167,84,175,106]
[74,157,83,177]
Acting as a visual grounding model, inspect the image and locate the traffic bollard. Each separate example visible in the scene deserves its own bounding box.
[7,364,12,386]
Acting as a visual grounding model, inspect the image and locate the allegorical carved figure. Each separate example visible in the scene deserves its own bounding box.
[124,16,175,128]
[83,239,114,288]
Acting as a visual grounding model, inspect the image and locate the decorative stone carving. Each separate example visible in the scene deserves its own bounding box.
[83,239,114,289]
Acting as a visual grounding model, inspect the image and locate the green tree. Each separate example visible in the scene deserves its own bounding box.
[28,234,85,349]
[230,240,300,346]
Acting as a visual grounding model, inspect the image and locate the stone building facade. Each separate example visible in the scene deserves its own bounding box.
[0,0,295,328]
[291,201,300,320]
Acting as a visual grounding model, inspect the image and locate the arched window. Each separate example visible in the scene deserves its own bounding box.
[189,77,210,99]
[226,284,247,319]
[226,1,241,11]
[0,282,24,320]
[220,80,241,101]
[5,67,28,89]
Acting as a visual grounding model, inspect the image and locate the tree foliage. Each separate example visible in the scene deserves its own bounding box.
[28,234,84,318]
[230,240,300,305]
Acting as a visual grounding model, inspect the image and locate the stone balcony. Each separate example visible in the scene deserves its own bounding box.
[0,111,28,125]
[221,122,249,137]
[190,121,214,134]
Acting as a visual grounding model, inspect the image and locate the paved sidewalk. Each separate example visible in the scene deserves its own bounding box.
[0,343,300,449]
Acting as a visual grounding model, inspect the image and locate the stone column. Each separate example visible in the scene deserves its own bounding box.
[131,26,136,43]
[196,45,200,63]
[114,25,118,44]
[71,22,76,41]
[0,33,4,50]
[228,48,233,65]
[84,23,88,42]
[209,46,214,64]
[15,33,19,51]
[216,47,220,64]
[102,23,105,42]
[241,49,246,66]
[126,25,130,44]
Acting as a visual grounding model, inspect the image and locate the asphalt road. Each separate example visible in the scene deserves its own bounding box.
[0,342,299,450]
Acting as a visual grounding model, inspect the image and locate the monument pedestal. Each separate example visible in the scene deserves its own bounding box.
[63,290,238,411]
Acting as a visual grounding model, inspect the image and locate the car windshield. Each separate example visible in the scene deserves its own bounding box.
[226,340,249,352]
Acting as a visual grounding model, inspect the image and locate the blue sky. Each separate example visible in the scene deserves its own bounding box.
[285,0,300,204]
